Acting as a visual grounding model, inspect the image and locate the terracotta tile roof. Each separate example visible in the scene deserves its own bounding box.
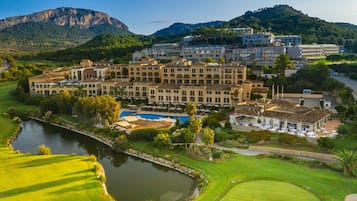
[235,100,330,124]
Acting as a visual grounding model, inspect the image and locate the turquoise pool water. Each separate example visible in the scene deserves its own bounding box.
[120,111,190,123]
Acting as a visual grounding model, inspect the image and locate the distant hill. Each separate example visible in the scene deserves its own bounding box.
[153,21,224,37]
[225,5,357,47]
[25,33,152,62]
[0,7,131,51]
[335,22,357,31]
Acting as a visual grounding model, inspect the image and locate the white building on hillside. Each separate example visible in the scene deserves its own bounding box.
[180,46,225,62]
[287,44,339,60]
[217,27,254,36]
[132,43,181,62]
[242,32,276,47]
[230,46,286,66]
[275,35,302,46]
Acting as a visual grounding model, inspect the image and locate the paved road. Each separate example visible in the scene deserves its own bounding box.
[0,60,9,73]
[210,144,267,156]
[331,73,357,100]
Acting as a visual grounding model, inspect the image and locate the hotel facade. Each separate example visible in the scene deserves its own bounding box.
[29,58,268,108]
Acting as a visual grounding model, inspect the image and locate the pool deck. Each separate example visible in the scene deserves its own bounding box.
[121,108,206,118]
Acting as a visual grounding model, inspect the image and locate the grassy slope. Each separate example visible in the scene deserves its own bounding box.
[0,82,109,201]
[132,142,357,201]
[221,180,319,201]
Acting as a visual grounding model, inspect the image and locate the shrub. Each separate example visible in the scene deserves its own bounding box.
[38,144,51,155]
[335,105,347,114]
[12,116,21,123]
[212,149,223,159]
[317,137,335,150]
[224,121,232,129]
[242,131,273,144]
[171,128,185,143]
[278,134,299,145]
[129,128,168,141]
[43,111,52,120]
[153,133,172,149]
[203,117,221,128]
[337,124,349,134]
[214,128,240,142]
[112,134,129,153]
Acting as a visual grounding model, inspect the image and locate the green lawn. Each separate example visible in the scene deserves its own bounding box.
[132,142,357,201]
[221,180,319,201]
[0,81,110,201]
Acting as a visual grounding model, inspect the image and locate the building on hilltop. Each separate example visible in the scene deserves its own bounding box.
[216,27,254,36]
[242,32,276,47]
[180,46,226,62]
[132,43,181,62]
[275,35,302,46]
[229,46,286,66]
[286,44,339,60]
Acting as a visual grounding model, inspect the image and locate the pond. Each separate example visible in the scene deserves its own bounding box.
[12,120,197,201]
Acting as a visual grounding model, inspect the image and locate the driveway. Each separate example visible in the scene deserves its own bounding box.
[331,73,357,100]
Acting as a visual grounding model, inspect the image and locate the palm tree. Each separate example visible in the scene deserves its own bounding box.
[336,149,357,177]
[185,102,197,117]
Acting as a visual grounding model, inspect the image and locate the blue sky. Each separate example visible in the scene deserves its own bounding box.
[0,0,356,35]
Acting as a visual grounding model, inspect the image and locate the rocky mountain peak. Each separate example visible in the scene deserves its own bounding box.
[0,7,129,30]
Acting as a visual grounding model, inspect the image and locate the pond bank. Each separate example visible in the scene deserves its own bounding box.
[28,116,203,199]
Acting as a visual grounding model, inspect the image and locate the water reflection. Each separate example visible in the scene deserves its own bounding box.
[13,120,196,201]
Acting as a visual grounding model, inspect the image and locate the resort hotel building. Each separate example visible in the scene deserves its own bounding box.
[29,58,269,108]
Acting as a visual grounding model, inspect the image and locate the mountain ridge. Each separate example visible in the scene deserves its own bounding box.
[153,21,224,37]
[0,7,128,30]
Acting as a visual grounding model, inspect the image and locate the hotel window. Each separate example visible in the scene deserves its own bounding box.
[190,91,195,96]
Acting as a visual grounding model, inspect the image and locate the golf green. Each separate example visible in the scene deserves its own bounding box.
[221,180,320,201]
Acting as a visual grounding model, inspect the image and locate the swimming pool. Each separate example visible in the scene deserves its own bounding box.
[120,111,190,123]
